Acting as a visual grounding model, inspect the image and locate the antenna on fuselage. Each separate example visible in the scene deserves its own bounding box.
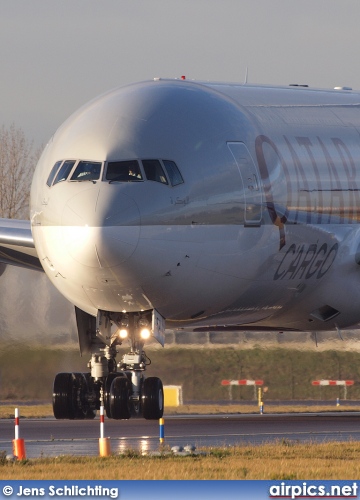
[311,331,318,347]
[335,324,344,341]
[244,67,248,85]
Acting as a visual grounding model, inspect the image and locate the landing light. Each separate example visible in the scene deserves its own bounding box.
[140,328,151,340]
[119,329,128,339]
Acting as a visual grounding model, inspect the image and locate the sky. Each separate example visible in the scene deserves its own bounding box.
[0,0,359,148]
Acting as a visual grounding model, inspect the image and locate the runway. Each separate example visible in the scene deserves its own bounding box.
[1,412,360,458]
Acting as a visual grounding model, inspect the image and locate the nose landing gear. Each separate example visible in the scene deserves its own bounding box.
[52,309,165,420]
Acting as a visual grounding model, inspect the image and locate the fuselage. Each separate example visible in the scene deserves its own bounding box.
[30,79,360,332]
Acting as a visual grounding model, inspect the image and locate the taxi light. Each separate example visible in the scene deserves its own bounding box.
[119,329,128,339]
[140,328,151,340]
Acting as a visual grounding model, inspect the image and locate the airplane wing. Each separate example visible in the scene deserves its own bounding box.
[0,219,42,271]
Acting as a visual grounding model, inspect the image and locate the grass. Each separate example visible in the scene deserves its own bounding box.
[1,442,360,479]
[166,403,360,415]
[1,403,360,419]
[0,405,53,419]
[3,345,360,401]
[1,404,360,479]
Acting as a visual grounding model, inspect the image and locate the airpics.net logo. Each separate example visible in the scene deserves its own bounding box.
[269,481,358,499]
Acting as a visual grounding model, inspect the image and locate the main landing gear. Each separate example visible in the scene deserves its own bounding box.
[52,309,165,420]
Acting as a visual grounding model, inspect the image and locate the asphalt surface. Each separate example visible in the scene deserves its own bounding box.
[1,412,360,458]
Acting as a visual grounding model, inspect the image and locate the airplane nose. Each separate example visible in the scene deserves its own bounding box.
[61,185,140,268]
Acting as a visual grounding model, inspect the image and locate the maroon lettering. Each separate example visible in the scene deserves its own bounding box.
[255,133,360,229]
[332,138,359,220]
[284,137,312,223]
[296,137,323,224]
[255,135,288,224]
[317,137,344,221]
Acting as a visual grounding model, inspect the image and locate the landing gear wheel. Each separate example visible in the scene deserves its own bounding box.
[109,376,131,419]
[53,372,95,419]
[53,373,74,419]
[104,373,121,418]
[83,374,97,419]
[84,408,96,419]
[142,377,164,420]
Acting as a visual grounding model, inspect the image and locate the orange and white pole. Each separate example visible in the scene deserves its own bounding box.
[99,406,111,457]
[12,408,26,460]
[100,405,105,439]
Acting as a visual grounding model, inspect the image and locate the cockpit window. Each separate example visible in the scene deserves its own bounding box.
[163,160,184,186]
[46,160,62,187]
[142,159,168,184]
[48,158,184,189]
[53,160,76,185]
[106,160,143,181]
[71,161,102,181]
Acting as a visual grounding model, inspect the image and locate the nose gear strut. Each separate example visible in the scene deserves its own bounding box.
[52,308,165,420]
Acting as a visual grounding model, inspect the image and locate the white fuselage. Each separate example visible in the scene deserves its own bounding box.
[30,80,360,332]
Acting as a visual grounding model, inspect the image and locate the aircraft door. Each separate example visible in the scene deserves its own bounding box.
[227,142,263,226]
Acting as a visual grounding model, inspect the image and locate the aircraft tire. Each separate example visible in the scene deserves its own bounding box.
[83,373,97,419]
[70,373,92,420]
[142,377,164,420]
[109,376,131,419]
[53,372,74,419]
[104,373,121,418]
[53,372,95,419]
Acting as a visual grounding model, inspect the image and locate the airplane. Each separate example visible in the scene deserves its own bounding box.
[1,77,360,420]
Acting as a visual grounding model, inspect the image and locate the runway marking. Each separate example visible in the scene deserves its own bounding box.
[1,429,359,445]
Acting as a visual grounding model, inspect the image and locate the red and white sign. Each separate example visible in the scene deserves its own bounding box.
[311,380,354,386]
[221,379,264,386]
